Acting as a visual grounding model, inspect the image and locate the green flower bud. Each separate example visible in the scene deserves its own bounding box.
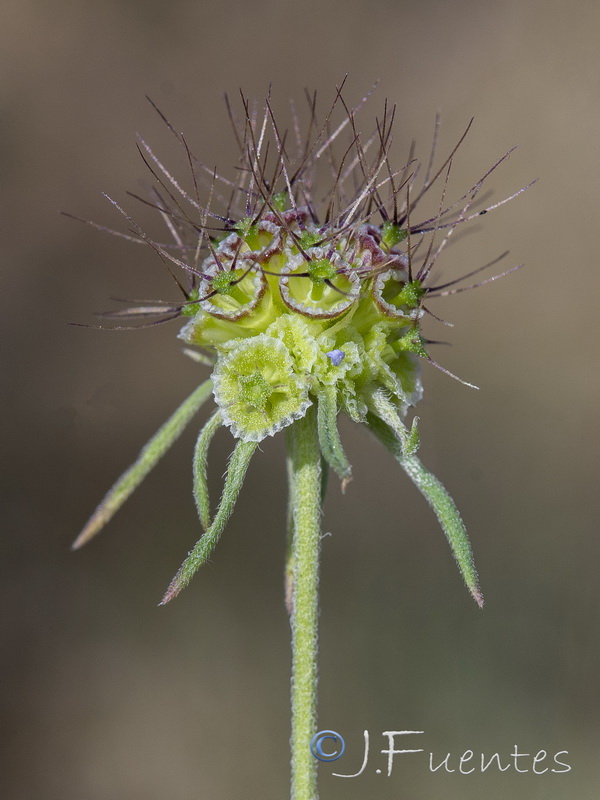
[279,247,360,319]
[200,261,266,320]
[212,334,312,441]
[314,334,363,387]
[266,314,320,374]
[373,268,424,319]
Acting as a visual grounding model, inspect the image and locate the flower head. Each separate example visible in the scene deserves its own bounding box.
[73,82,532,607]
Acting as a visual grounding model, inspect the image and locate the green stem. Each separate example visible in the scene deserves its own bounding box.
[287,406,322,800]
[285,455,329,618]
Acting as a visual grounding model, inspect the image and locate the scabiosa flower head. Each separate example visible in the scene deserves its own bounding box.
[72,81,532,607]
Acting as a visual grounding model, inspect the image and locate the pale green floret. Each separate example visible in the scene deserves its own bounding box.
[267,315,320,374]
[361,323,392,384]
[179,273,280,346]
[212,334,312,442]
[313,337,362,386]
[360,322,421,410]
[233,218,278,252]
[374,270,424,318]
[316,335,367,422]
[279,247,359,319]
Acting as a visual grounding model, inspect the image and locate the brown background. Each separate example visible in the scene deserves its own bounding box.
[2,1,599,798]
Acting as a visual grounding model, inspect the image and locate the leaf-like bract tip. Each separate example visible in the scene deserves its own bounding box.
[71,513,106,550]
[472,587,485,609]
[74,381,214,554]
[159,576,182,606]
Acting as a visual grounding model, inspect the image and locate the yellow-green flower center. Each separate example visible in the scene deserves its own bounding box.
[238,372,273,411]
[307,259,337,285]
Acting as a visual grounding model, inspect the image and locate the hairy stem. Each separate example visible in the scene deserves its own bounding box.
[287,406,322,800]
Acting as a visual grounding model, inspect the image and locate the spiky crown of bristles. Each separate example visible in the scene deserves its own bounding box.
[88,83,529,444]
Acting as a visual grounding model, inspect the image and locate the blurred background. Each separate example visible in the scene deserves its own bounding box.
[2,1,599,798]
